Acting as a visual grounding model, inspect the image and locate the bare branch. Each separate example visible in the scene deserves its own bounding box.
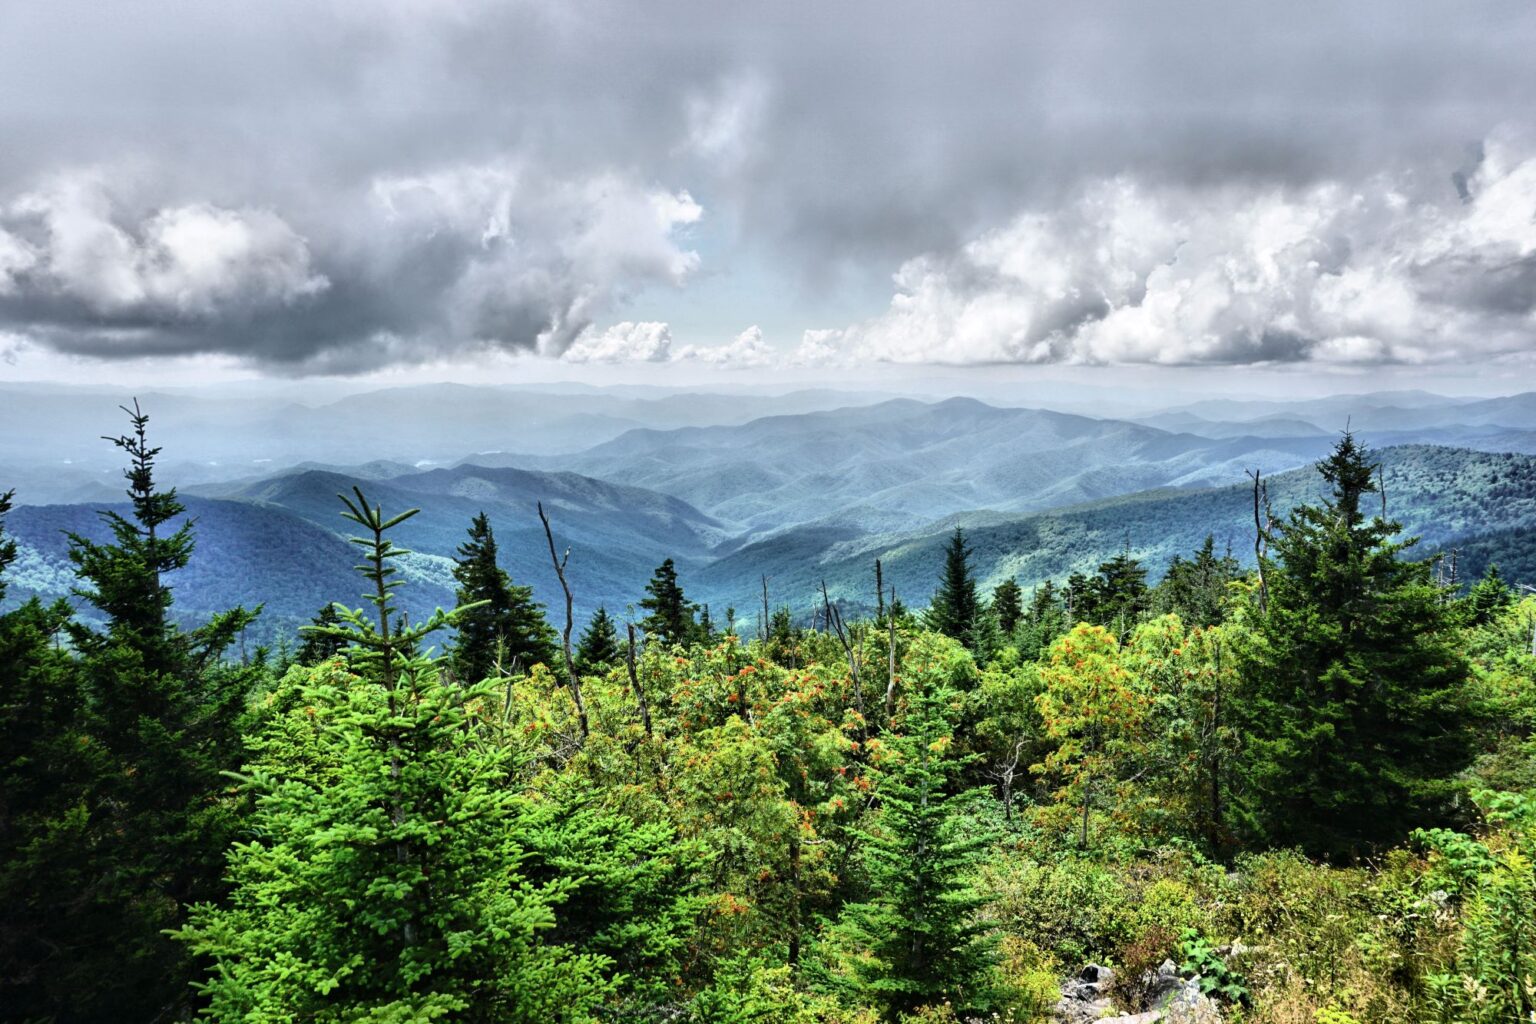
[537,501,588,740]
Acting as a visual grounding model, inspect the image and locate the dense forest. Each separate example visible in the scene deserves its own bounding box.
[3,406,1536,1024]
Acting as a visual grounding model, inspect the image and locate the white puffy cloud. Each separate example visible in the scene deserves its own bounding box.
[674,324,775,367]
[562,321,674,363]
[4,173,326,318]
[822,129,1536,366]
[792,328,845,367]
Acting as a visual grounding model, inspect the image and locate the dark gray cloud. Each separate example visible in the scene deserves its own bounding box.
[1,0,1534,370]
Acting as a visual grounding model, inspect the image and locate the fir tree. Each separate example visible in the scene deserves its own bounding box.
[54,403,257,1020]
[0,491,100,1019]
[926,528,983,655]
[294,602,347,664]
[1465,563,1515,627]
[451,512,558,680]
[177,489,613,1021]
[992,577,1024,635]
[1014,580,1070,660]
[574,605,622,674]
[0,487,14,587]
[1088,549,1150,636]
[831,677,996,1019]
[1235,433,1473,857]
[639,557,699,647]
[1155,534,1241,627]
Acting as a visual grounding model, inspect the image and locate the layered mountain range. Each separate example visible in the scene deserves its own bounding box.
[4,383,1534,643]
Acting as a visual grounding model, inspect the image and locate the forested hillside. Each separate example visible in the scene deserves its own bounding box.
[3,405,1536,1024]
[723,444,1536,617]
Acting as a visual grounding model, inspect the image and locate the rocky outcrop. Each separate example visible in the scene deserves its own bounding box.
[1053,964,1115,1024]
[1053,960,1222,1024]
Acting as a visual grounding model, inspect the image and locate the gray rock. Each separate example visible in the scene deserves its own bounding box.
[1160,978,1222,1024]
[1053,964,1117,1024]
[1137,960,1183,1008]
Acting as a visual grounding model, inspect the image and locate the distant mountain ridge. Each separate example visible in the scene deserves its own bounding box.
[511,397,1341,536]
[687,444,1536,620]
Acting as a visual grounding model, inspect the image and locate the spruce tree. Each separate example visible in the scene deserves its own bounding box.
[1155,534,1240,627]
[1234,433,1473,857]
[294,602,347,664]
[0,491,100,1019]
[1465,563,1515,627]
[56,403,257,1020]
[1089,550,1149,635]
[831,677,995,1019]
[992,577,1023,635]
[451,512,558,680]
[575,605,621,674]
[177,489,612,1021]
[639,558,699,647]
[926,528,982,654]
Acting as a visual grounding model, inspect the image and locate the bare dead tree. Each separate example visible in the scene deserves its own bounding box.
[885,584,898,724]
[625,622,653,738]
[822,580,866,732]
[988,738,1028,825]
[874,558,885,619]
[1247,468,1273,615]
[1378,464,1388,520]
[760,574,771,644]
[537,501,589,740]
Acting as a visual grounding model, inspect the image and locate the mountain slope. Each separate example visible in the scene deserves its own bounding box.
[523,397,1338,535]
[0,497,450,648]
[690,445,1536,621]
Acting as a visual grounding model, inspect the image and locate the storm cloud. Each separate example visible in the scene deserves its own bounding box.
[1,0,1534,371]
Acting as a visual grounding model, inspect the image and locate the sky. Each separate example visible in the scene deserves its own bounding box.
[1,0,1535,393]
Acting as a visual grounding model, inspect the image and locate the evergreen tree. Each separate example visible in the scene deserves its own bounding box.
[926,528,983,654]
[0,492,100,1020]
[1465,562,1515,627]
[1234,433,1473,857]
[575,605,622,674]
[451,512,558,680]
[294,602,347,664]
[52,403,257,1020]
[640,558,699,647]
[765,605,802,667]
[1014,580,1070,660]
[0,487,13,586]
[992,577,1024,635]
[831,677,995,1019]
[1154,534,1241,627]
[1064,571,1094,624]
[177,489,612,1021]
[1088,550,1150,635]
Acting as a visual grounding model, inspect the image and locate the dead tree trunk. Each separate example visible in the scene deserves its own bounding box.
[760,574,771,644]
[626,622,652,738]
[537,501,589,740]
[822,580,865,733]
[1248,469,1271,616]
[885,585,899,724]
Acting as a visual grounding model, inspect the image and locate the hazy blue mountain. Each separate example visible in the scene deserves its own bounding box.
[1134,412,1329,439]
[0,382,901,503]
[1,462,729,648]
[7,442,1534,649]
[689,445,1536,624]
[0,496,444,650]
[1157,391,1536,433]
[515,397,1340,535]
